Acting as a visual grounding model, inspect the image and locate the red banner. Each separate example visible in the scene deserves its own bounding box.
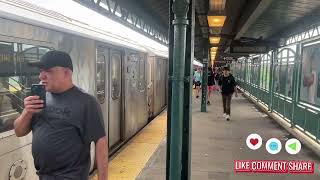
[234,160,314,174]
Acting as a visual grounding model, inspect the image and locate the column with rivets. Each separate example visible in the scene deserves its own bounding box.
[167,0,190,179]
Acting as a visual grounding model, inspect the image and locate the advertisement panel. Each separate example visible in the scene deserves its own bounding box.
[274,65,280,93]
[300,42,320,106]
[286,65,294,97]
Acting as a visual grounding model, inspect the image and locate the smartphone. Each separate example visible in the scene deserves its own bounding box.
[31,84,46,108]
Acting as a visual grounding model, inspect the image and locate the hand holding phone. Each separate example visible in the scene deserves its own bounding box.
[24,96,44,114]
[24,84,46,113]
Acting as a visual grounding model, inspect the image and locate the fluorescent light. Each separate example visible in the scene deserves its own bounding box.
[207,16,226,27]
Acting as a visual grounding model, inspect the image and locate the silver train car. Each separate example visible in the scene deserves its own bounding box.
[0,1,168,179]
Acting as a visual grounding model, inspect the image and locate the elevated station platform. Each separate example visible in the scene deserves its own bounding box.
[98,91,320,180]
[2,1,320,180]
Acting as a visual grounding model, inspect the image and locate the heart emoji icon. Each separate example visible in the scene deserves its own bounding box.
[246,134,262,150]
[250,138,259,146]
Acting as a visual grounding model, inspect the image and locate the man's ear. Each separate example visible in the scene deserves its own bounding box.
[64,68,72,77]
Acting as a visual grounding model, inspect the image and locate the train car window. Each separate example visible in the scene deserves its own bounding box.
[147,61,152,88]
[18,44,40,76]
[157,60,162,81]
[111,53,121,99]
[128,53,138,81]
[0,42,51,134]
[96,50,106,104]
[39,47,50,56]
[0,42,15,77]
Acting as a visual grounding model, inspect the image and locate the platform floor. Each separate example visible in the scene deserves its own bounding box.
[137,91,320,180]
[102,91,320,180]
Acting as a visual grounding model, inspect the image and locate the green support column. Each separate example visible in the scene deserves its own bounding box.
[269,50,276,112]
[166,0,174,179]
[167,0,190,180]
[244,58,247,90]
[181,0,194,179]
[201,59,208,112]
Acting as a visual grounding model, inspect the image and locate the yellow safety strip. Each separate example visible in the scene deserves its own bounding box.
[91,111,167,180]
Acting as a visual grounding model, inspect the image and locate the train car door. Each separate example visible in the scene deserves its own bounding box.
[108,49,122,147]
[147,57,155,119]
[96,47,109,140]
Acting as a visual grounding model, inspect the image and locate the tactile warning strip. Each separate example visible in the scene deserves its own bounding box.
[91,111,167,180]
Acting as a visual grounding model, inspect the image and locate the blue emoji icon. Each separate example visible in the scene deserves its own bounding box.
[269,142,278,151]
[266,138,282,154]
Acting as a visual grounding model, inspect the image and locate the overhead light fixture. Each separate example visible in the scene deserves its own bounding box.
[210,0,226,12]
[209,37,220,44]
[211,47,218,52]
[207,16,226,27]
[211,49,217,54]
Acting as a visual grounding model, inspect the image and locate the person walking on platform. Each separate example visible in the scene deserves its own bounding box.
[13,50,108,180]
[207,67,215,105]
[218,66,238,121]
[214,68,222,92]
[194,67,202,98]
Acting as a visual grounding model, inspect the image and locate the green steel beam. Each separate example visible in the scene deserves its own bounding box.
[168,0,190,179]
[74,0,168,45]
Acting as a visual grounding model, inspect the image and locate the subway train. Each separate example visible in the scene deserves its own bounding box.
[0,0,168,179]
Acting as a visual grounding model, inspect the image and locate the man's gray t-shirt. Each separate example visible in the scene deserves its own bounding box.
[31,86,106,180]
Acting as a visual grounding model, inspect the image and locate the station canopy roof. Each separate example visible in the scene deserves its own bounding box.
[126,0,320,64]
[32,0,320,64]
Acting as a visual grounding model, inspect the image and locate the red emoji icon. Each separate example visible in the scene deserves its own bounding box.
[250,138,259,146]
[246,134,262,150]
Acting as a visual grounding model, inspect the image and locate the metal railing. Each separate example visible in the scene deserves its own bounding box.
[232,51,320,144]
